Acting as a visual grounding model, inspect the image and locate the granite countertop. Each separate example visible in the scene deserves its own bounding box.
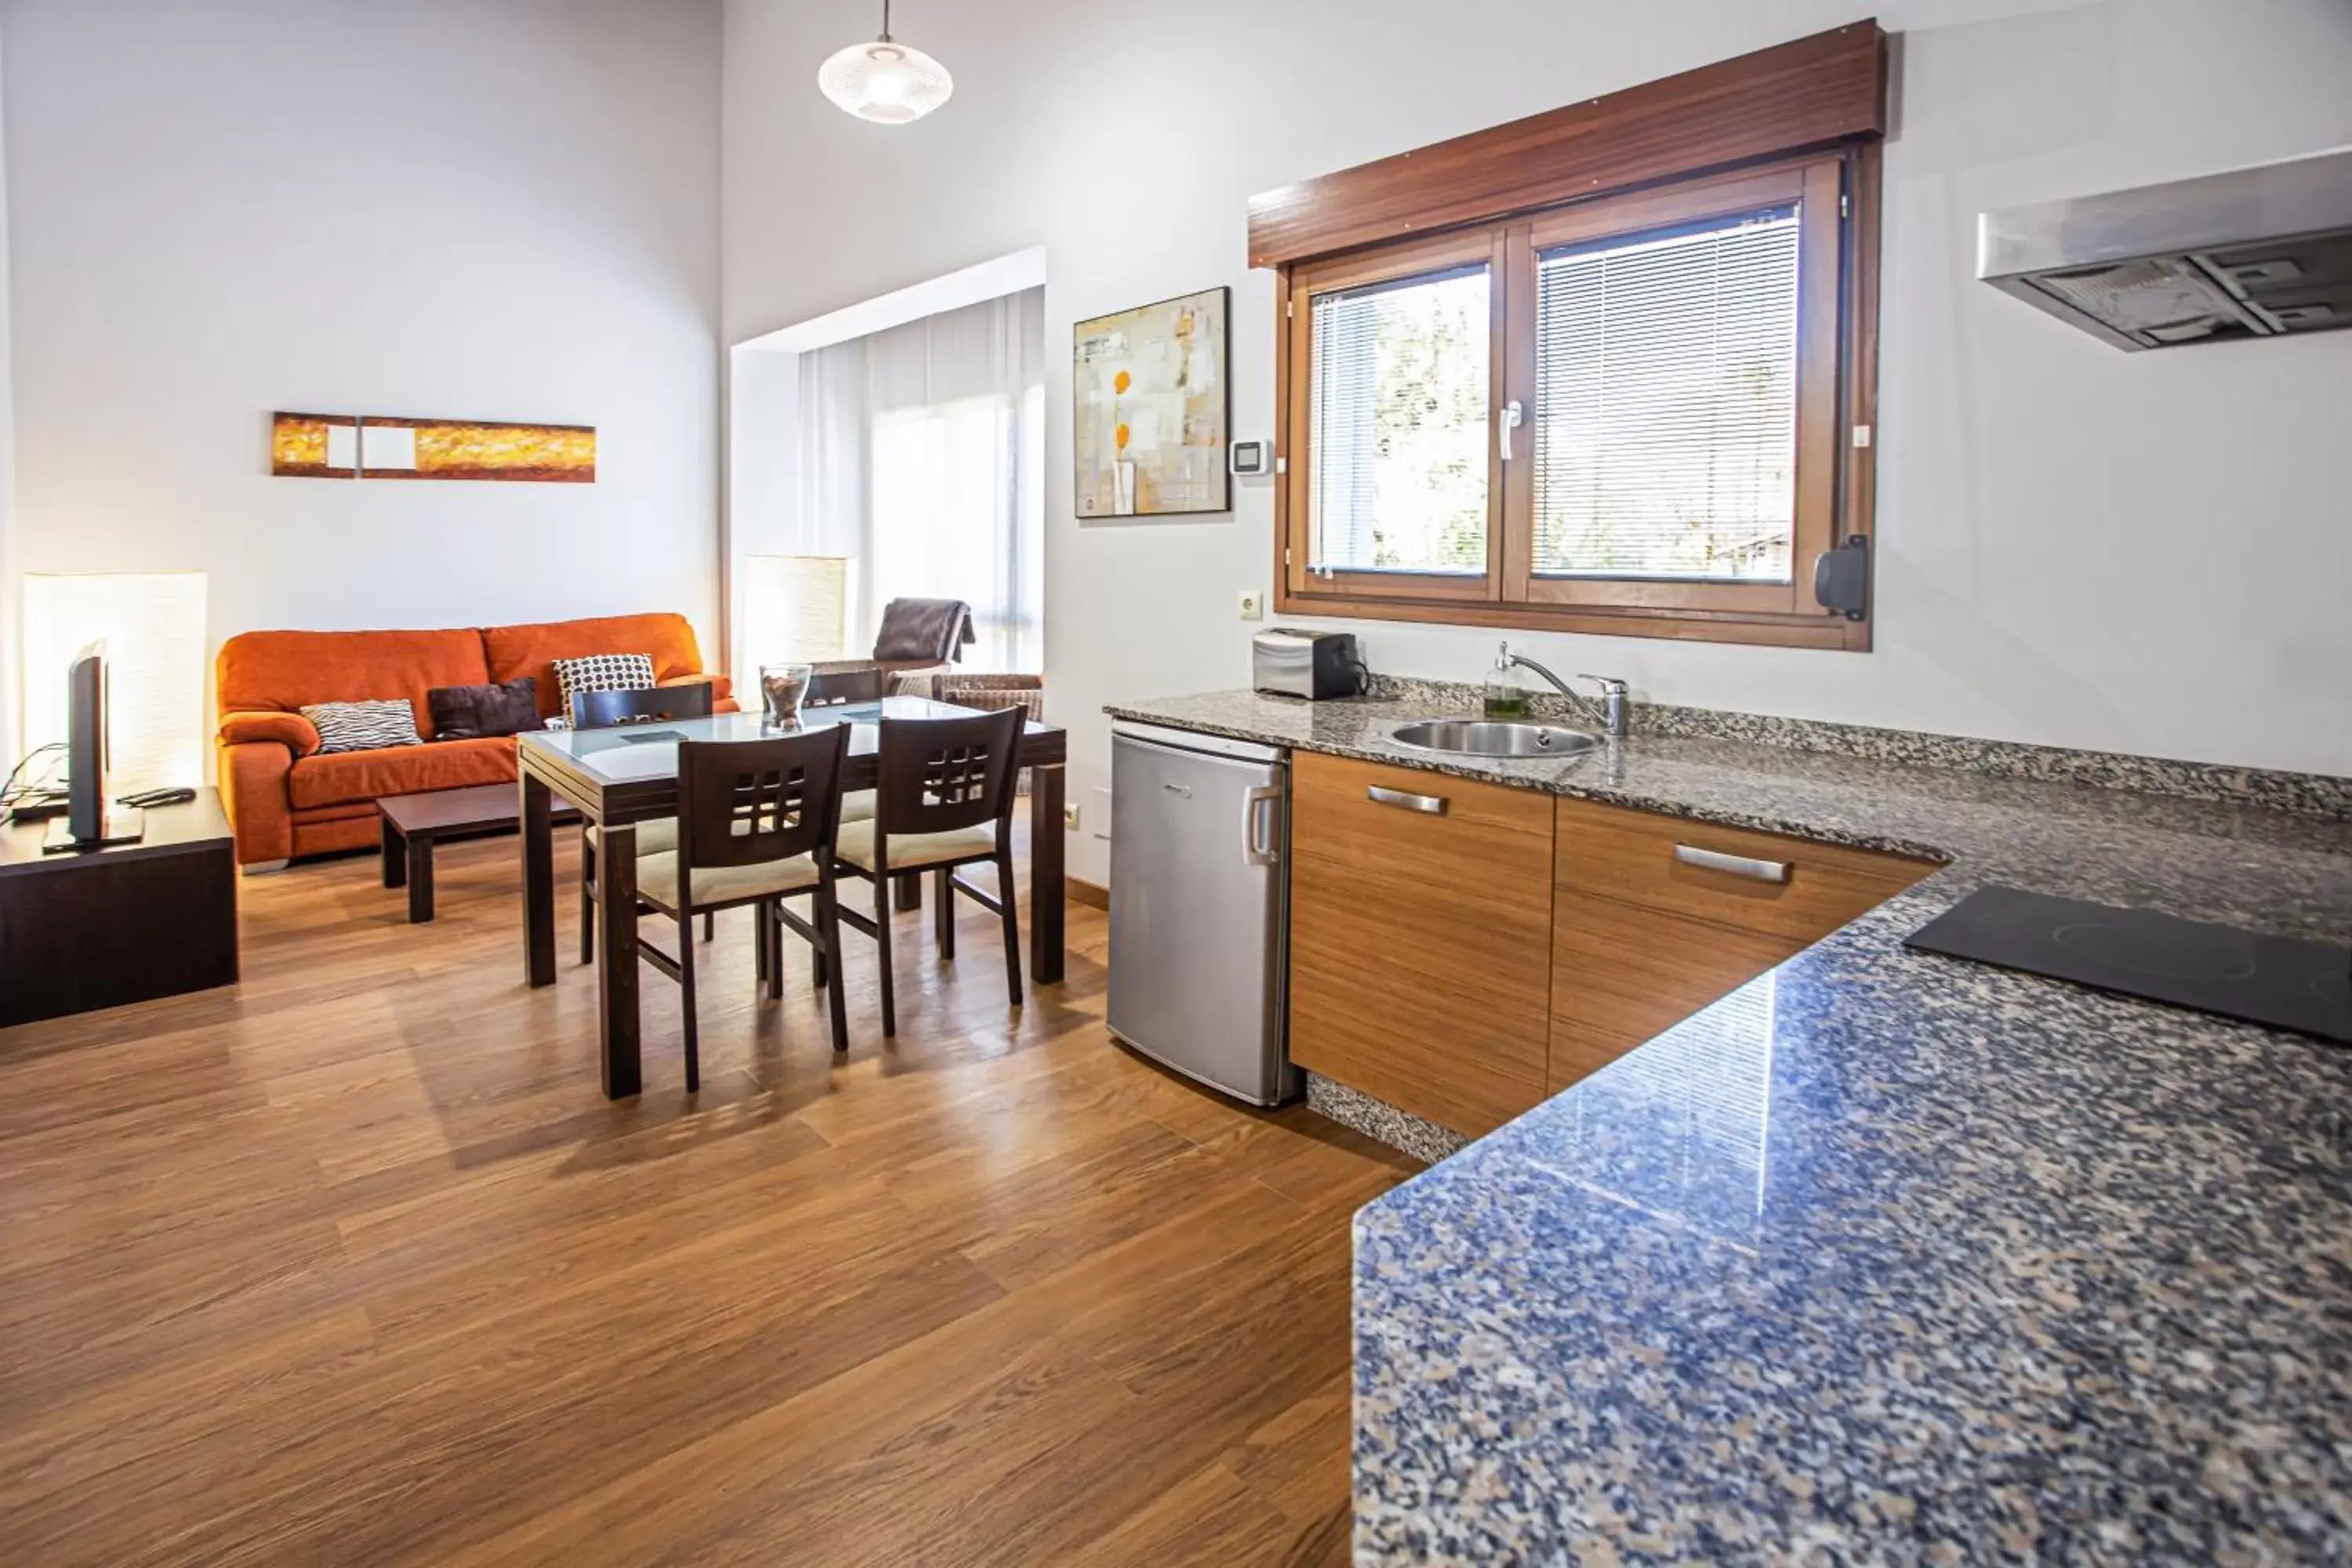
[1105,690,2352,1563]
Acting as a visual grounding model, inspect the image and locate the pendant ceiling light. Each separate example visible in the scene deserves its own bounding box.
[818,0,953,125]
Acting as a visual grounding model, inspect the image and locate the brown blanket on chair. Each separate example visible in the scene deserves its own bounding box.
[872,598,975,664]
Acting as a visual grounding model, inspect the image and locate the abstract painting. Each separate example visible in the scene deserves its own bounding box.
[1073,286,1229,517]
[357,416,596,483]
[271,412,595,483]
[270,412,358,478]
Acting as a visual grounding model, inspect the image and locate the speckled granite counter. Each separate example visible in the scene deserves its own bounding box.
[1105,690,2352,1564]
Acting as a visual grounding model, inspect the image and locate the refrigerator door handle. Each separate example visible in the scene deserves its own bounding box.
[1241,783,1283,866]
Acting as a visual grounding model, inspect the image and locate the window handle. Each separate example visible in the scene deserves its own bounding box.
[1497,399,1523,462]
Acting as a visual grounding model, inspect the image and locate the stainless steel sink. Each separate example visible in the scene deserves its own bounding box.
[1388,718,1601,758]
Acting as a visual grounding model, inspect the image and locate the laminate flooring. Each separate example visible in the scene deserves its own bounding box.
[0,827,1413,1566]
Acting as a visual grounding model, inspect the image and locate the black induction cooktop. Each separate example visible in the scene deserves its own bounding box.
[1904,885,2352,1045]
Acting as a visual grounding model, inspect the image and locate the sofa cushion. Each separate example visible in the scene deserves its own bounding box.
[287,735,518,810]
[427,677,546,740]
[659,672,735,710]
[218,627,491,740]
[550,652,657,717]
[291,812,387,860]
[483,613,712,719]
[301,698,423,754]
[289,800,384,825]
[217,710,322,756]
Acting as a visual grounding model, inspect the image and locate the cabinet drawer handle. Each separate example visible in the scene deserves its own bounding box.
[1674,843,1790,884]
[1367,785,1447,816]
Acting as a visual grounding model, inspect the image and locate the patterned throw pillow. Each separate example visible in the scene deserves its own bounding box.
[551,652,656,718]
[299,699,423,754]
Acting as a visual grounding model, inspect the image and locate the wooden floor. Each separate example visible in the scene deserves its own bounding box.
[0,828,1412,1566]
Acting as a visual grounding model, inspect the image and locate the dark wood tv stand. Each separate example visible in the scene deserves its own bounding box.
[1,789,238,1027]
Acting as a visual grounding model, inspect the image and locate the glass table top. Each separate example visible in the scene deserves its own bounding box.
[519,698,1044,788]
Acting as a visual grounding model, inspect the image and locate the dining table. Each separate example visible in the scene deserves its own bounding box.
[517,698,1069,1098]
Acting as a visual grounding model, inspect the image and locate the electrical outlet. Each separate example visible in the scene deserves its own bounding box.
[1237,588,1265,621]
[1063,803,1080,832]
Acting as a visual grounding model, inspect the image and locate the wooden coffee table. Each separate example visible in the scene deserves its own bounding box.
[380,783,578,924]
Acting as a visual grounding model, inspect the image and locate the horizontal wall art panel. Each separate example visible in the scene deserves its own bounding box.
[270,412,359,478]
[270,412,596,483]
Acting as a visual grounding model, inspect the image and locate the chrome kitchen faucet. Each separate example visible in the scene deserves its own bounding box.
[1499,644,1629,739]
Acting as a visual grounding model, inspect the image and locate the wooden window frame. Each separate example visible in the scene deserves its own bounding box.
[1265,21,1886,652]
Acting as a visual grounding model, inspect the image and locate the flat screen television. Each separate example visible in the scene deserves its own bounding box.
[43,641,143,852]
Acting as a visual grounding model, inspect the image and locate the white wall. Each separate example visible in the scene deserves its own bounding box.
[0,19,16,764]
[4,0,724,743]
[726,339,801,677]
[724,0,2352,884]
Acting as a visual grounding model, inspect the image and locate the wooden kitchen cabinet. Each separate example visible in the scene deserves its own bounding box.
[1286,751,1936,1128]
[1548,796,1934,1091]
[1549,897,1800,1088]
[1287,750,1555,1136]
[1552,796,1933,946]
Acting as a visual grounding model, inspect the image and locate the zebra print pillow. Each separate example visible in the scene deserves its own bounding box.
[299,699,423,754]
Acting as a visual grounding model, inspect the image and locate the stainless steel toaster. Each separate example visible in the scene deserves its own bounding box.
[1252,629,1365,699]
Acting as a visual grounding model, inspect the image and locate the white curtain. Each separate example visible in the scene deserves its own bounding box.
[796,287,1046,673]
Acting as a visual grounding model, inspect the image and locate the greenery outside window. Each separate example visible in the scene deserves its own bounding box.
[1308,263,1490,579]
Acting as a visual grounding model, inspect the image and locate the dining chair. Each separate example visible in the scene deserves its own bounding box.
[571,683,716,728]
[633,725,853,1091]
[804,668,887,706]
[800,669,882,826]
[833,706,1024,1036]
[577,682,717,964]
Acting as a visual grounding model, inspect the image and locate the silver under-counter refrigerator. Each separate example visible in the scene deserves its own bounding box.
[1105,721,1301,1106]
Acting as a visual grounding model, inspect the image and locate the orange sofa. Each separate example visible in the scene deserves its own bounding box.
[215,612,734,870]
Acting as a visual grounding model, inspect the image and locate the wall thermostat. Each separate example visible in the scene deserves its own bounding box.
[1230,440,1272,477]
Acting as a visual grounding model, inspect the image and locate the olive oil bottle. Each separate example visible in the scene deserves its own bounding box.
[1483,641,1534,720]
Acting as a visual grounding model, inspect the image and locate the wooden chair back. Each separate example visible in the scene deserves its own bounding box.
[876,707,1023,840]
[675,727,849,877]
[572,683,714,729]
[805,668,887,706]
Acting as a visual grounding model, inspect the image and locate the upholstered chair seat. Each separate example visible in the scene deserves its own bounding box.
[635,849,820,909]
[835,820,995,872]
[588,818,677,855]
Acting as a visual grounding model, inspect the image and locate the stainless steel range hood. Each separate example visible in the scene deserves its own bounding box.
[1977,147,2352,350]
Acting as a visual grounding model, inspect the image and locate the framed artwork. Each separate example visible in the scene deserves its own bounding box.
[1073,285,1229,517]
[271,412,595,483]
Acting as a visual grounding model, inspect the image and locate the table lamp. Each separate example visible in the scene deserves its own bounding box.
[20,572,209,796]
[742,554,852,666]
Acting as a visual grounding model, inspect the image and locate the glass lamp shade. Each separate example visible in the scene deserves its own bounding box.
[817,37,953,124]
[742,554,851,665]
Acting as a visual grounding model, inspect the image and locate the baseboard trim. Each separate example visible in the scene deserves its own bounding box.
[1304,1074,1469,1166]
[1069,877,1109,910]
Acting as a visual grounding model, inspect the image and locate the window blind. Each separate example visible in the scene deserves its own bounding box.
[1533,207,1800,583]
[1308,265,1490,575]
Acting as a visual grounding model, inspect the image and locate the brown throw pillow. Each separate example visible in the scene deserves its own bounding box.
[426,677,546,740]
